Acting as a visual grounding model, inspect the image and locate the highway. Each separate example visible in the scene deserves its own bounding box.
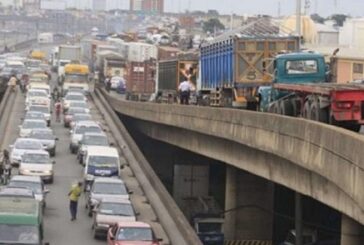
[0,73,170,244]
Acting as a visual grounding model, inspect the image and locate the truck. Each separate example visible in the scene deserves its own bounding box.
[95,50,125,79]
[259,51,364,131]
[57,45,82,84]
[173,165,224,245]
[62,64,90,95]
[157,52,199,103]
[199,30,298,108]
[125,59,156,101]
[0,198,48,245]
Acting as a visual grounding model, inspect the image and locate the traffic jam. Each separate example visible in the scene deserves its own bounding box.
[0,50,163,245]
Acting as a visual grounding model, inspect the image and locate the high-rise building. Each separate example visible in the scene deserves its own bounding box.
[130,0,163,14]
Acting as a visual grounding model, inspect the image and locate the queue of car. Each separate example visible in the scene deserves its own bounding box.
[0,52,161,245]
[0,53,52,245]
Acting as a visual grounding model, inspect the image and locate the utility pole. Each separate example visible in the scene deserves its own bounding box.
[296,0,302,49]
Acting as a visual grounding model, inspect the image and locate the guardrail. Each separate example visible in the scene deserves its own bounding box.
[0,88,16,149]
[94,88,203,245]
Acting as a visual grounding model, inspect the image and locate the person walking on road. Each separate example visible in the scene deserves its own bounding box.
[68,181,82,221]
[178,79,193,105]
[8,75,17,92]
[55,99,62,122]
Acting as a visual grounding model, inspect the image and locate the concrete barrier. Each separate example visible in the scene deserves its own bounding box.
[104,92,364,225]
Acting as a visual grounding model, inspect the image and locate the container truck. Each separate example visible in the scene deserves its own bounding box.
[57,45,82,85]
[125,59,156,101]
[124,42,158,62]
[259,51,364,131]
[62,64,90,95]
[199,33,298,108]
[157,52,199,103]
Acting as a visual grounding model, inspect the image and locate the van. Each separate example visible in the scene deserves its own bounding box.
[83,146,120,191]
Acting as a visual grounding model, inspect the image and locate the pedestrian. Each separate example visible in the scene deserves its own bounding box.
[8,75,17,92]
[55,99,62,122]
[178,79,192,105]
[1,150,11,184]
[52,87,60,101]
[20,74,28,94]
[105,76,111,93]
[68,181,82,221]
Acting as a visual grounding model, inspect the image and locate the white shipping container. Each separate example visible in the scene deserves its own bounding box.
[40,0,66,10]
[125,42,157,62]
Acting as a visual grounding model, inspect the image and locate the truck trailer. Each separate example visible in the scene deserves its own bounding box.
[157,52,199,103]
[199,20,299,109]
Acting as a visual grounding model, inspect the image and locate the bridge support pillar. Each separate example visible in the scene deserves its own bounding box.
[341,214,364,245]
[224,166,237,239]
[224,167,274,240]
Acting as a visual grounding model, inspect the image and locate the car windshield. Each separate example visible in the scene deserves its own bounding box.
[9,181,42,194]
[89,156,118,168]
[22,153,49,164]
[68,108,87,115]
[116,227,153,241]
[93,183,127,195]
[22,121,46,129]
[65,94,84,101]
[29,106,48,113]
[0,224,40,244]
[99,202,134,216]
[27,91,47,97]
[25,113,45,120]
[15,141,41,150]
[30,131,53,140]
[70,102,87,108]
[75,126,101,134]
[82,135,108,146]
[73,114,91,121]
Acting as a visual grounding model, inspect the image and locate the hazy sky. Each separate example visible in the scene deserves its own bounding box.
[164,0,364,17]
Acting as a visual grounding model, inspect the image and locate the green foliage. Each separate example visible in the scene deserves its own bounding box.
[310,13,325,24]
[329,14,348,27]
[203,18,225,34]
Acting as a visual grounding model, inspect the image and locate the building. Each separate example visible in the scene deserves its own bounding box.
[130,0,163,14]
[92,0,106,11]
[315,23,339,46]
[0,0,24,8]
[339,18,364,50]
[40,0,66,10]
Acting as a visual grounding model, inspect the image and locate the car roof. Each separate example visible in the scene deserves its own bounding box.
[23,119,46,123]
[94,177,124,184]
[82,132,106,137]
[75,120,99,127]
[0,187,35,196]
[11,175,42,183]
[86,146,118,156]
[65,92,84,96]
[28,89,47,93]
[30,128,52,133]
[115,221,151,228]
[73,113,91,118]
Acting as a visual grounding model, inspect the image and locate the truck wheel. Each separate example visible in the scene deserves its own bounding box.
[310,101,329,123]
[302,101,311,119]
[279,100,294,116]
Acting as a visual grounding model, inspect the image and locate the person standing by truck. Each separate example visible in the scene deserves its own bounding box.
[178,78,193,105]
[68,181,82,221]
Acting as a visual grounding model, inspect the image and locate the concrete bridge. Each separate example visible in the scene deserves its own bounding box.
[102,90,364,244]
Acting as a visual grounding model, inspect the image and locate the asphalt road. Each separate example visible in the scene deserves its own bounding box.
[1,61,169,244]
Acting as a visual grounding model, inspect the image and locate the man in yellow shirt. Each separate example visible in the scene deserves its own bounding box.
[68,181,82,221]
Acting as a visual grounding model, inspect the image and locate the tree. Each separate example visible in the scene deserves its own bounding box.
[207,9,219,16]
[310,13,325,24]
[203,18,225,34]
[329,14,349,27]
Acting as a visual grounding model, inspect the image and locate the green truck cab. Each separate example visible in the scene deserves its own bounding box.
[259,52,328,111]
[0,198,49,245]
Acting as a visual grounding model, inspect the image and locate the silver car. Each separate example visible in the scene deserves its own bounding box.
[28,129,58,157]
[19,119,47,138]
[70,121,102,153]
[77,132,109,164]
[10,138,44,166]
[28,105,51,126]
[86,177,130,217]
[92,198,136,238]
[8,175,50,208]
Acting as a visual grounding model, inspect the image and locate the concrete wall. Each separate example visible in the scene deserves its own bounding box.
[104,91,364,226]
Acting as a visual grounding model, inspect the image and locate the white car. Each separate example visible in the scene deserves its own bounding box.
[19,150,54,183]
[19,119,48,137]
[77,132,109,164]
[10,138,44,166]
[63,92,87,112]
[28,105,51,126]
[69,101,90,114]
[87,178,130,217]
[25,89,50,108]
[8,175,50,207]
[70,121,103,153]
